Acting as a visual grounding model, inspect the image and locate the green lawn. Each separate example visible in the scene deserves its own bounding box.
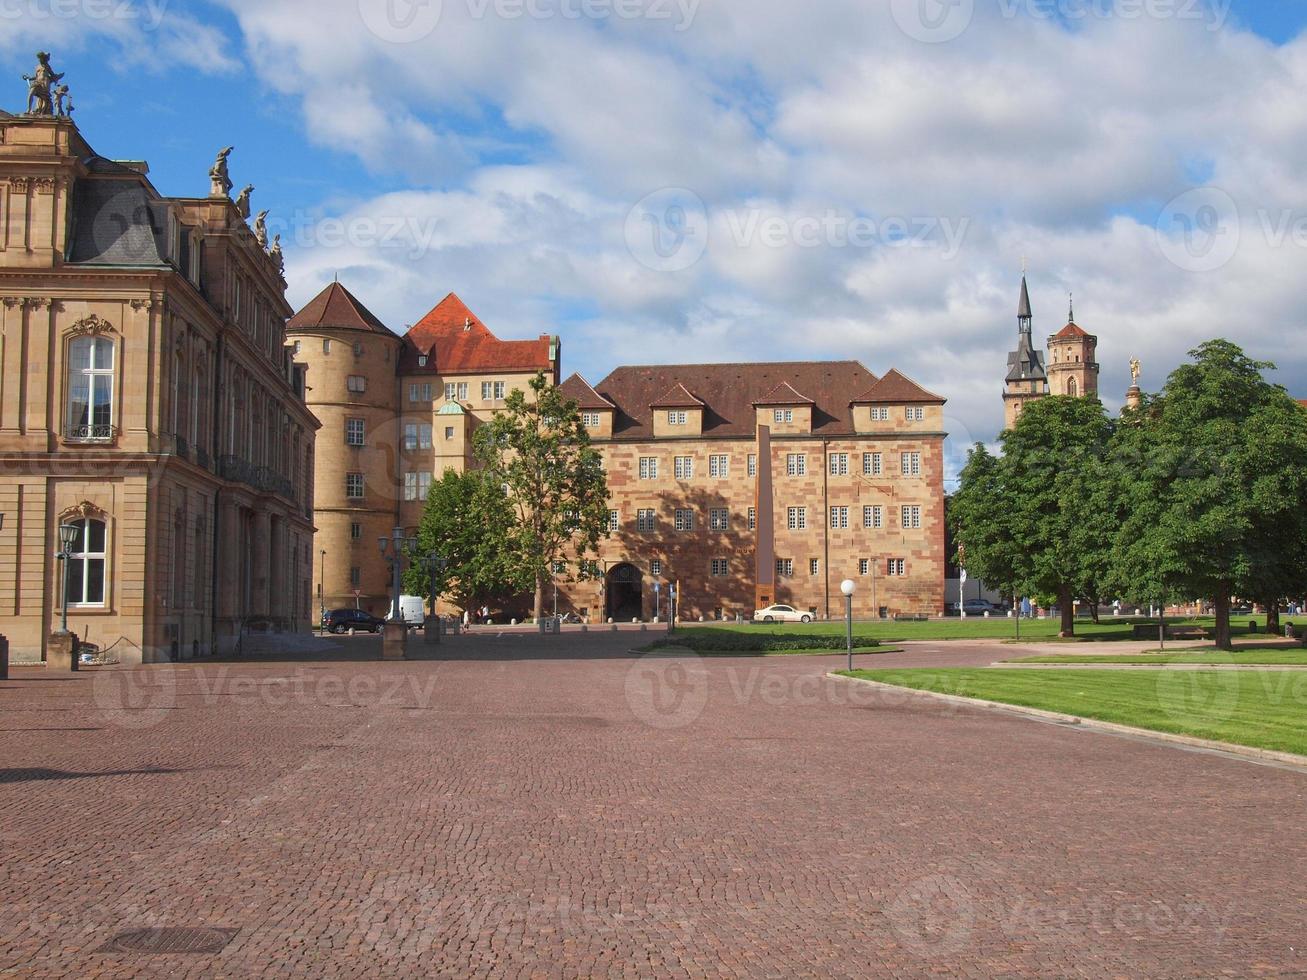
[839,667,1307,756]
[684,615,1271,644]
[1005,648,1307,666]
[649,645,899,657]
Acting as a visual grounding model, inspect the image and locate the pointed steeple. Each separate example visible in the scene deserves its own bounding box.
[1018,274,1033,335]
[1067,291,1074,324]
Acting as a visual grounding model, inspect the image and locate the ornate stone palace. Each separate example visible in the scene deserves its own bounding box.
[0,55,318,663]
[292,283,947,622]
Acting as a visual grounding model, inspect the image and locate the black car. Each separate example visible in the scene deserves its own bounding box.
[322,608,386,634]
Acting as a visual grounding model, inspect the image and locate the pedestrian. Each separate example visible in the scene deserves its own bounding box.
[462,609,470,631]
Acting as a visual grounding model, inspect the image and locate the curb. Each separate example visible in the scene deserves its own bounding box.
[990,662,1307,671]
[827,672,1307,772]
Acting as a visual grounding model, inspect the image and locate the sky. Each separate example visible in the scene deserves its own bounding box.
[3,0,1306,481]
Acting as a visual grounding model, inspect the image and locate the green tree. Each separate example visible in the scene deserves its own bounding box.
[1112,340,1307,650]
[402,468,529,615]
[952,396,1116,636]
[474,371,611,621]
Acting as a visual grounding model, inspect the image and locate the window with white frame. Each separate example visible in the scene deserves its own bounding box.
[66,336,115,439]
[345,417,365,446]
[674,456,694,480]
[322,338,331,354]
[906,406,925,421]
[481,381,492,400]
[901,451,921,476]
[409,383,432,402]
[775,558,794,578]
[650,558,663,576]
[809,558,819,576]
[636,509,657,532]
[785,453,806,476]
[608,509,620,532]
[887,558,906,576]
[345,472,364,499]
[748,507,756,530]
[62,517,107,607]
[402,471,432,501]
[859,558,870,575]
[773,409,794,424]
[404,422,433,450]
[582,412,601,426]
[863,452,882,476]
[709,508,729,531]
[747,454,757,477]
[710,558,728,577]
[639,457,659,480]
[869,406,889,421]
[787,507,806,530]
[667,410,687,426]
[829,506,849,529]
[444,427,455,440]
[457,382,468,400]
[708,454,729,478]
[674,509,694,531]
[445,382,457,401]
[828,453,849,476]
[350,522,361,540]
[863,505,883,529]
[493,381,506,400]
[901,505,922,529]
[347,375,367,393]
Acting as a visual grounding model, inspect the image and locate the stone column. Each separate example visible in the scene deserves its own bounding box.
[382,622,408,660]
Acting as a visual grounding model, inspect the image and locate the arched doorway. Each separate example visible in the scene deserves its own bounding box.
[606,563,643,621]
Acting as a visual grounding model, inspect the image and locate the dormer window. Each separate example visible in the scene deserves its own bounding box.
[773,409,793,424]
[667,410,687,426]
[418,355,428,367]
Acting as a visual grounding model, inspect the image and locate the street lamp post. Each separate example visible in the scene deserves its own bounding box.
[57,523,78,635]
[377,526,419,623]
[319,548,326,628]
[840,578,856,672]
[421,552,447,642]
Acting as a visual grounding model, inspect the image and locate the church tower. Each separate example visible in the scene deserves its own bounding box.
[1046,295,1099,399]
[1002,274,1048,429]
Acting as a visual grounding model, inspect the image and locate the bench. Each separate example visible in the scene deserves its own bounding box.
[1131,624,1210,640]
[893,613,929,622]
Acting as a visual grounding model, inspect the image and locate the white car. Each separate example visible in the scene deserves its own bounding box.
[753,604,813,623]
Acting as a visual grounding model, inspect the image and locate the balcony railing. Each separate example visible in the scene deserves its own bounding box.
[65,424,118,443]
[217,454,297,503]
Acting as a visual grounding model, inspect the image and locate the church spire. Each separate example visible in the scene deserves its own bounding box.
[1067,292,1074,324]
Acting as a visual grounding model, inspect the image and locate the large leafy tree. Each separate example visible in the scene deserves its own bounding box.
[1112,340,1307,650]
[474,371,611,621]
[951,396,1116,636]
[403,468,528,615]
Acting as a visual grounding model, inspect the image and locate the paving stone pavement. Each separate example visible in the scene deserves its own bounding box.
[2,632,1305,977]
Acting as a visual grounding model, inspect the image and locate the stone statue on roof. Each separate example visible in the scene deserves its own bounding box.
[23,52,64,116]
[1130,357,1141,386]
[235,183,254,219]
[253,210,269,248]
[209,146,234,197]
[53,84,71,117]
[269,234,284,274]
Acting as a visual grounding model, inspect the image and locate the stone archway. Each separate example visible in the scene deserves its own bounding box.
[605,563,643,622]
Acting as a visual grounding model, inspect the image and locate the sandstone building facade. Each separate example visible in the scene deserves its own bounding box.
[0,108,317,663]
[295,286,947,621]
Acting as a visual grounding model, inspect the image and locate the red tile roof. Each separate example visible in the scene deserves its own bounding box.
[753,381,815,406]
[287,281,393,336]
[1052,321,1091,339]
[559,373,615,410]
[400,292,556,375]
[851,368,945,405]
[593,361,879,440]
[650,382,705,409]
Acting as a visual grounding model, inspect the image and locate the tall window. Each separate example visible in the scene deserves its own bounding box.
[350,522,362,540]
[828,453,849,476]
[66,336,115,439]
[1067,377,1078,396]
[636,509,657,532]
[901,452,921,477]
[63,518,107,607]
[710,559,728,577]
[709,508,729,531]
[787,507,806,530]
[674,509,694,531]
[347,375,367,393]
[650,558,663,576]
[809,558,819,576]
[775,558,794,578]
[901,505,922,529]
[608,509,620,532]
[481,381,492,400]
[747,454,757,477]
[403,472,433,501]
[859,558,870,575]
[748,507,756,530]
[829,506,849,529]
[887,558,906,576]
[404,423,433,450]
[785,453,806,476]
[639,457,659,480]
[493,381,506,400]
[674,456,694,480]
[458,382,469,400]
[863,505,883,529]
[445,382,457,401]
[709,454,729,478]
[345,473,364,499]
[863,452,882,476]
[345,418,365,446]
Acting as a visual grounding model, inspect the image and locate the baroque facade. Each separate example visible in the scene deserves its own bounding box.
[294,285,947,621]
[0,101,317,662]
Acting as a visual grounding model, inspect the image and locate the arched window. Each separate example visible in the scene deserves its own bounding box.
[63,518,107,607]
[1067,377,1078,396]
[66,337,115,440]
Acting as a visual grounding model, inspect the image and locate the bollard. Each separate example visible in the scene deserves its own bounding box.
[0,634,7,680]
[1249,620,1258,634]
[46,632,79,672]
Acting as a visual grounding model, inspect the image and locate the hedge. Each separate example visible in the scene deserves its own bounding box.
[652,631,881,653]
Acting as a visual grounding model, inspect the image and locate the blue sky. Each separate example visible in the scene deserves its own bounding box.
[3,0,1306,469]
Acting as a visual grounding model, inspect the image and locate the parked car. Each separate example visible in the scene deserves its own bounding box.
[753,604,813,623]
[962,598,1000,614]
[322,608,386,634]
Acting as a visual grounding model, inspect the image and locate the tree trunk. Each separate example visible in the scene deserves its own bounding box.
[533,571,545,623]
[1213,589,1233,651]
[1263,600,1281,636]
[1089,598,1100,625]
[1058,584,1075,637]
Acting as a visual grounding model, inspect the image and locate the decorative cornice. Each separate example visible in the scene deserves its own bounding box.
[129,298,157,312]
[59,500,107,522]
[32,176,56,193]
[7,176,29,192]
[66,313,117,337]
[26,297,52,310]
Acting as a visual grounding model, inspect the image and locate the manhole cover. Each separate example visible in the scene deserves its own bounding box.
[100,927,238,954]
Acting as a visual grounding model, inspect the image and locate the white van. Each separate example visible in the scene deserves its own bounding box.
[390,595,428,624]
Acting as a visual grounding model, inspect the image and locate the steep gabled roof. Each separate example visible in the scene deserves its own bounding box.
[852,368,946,405]
[559,373,615,410]
[401,292,555,374]
[753,381,815,406]
[288,281,393,336]
[594,361,878,440]
[650,382,705,409]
